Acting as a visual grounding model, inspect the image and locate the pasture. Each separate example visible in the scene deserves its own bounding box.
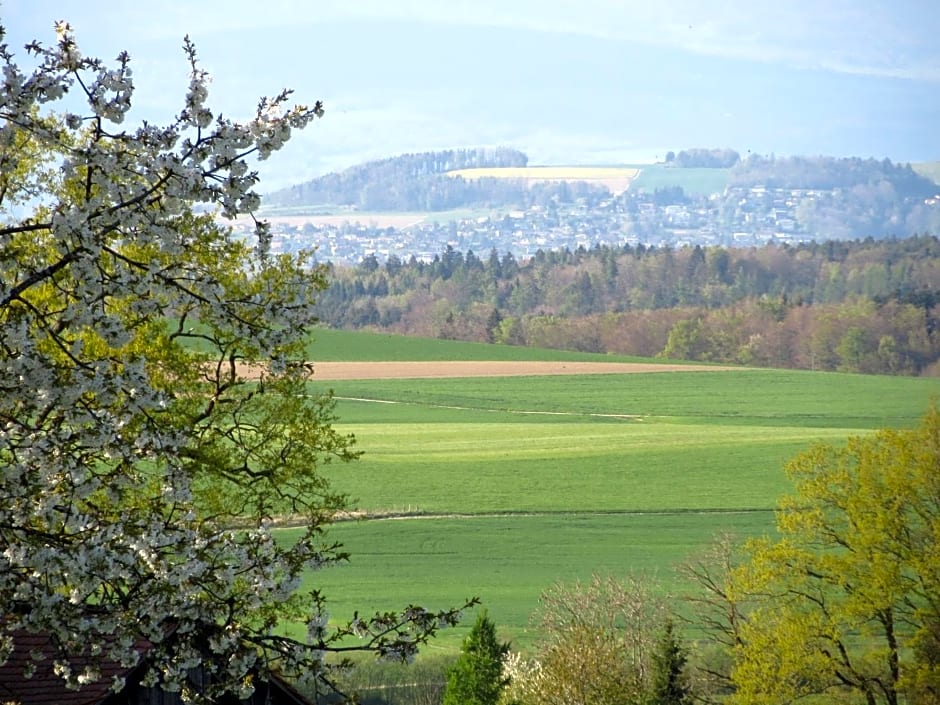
[914,160,940,185]
[629,163,732,195]
[307,327,660,362]
[286,331,940,650]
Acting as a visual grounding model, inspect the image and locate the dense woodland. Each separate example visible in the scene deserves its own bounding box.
[728,154,935,193]
[316,235,940,375]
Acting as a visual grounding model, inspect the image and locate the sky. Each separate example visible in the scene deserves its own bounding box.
[3,1,939,188]
[402,2,923,81]
[6,1,939,80]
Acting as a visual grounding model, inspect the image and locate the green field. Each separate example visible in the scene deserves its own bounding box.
[631,163,731,195]
[441,163,731,197]
[445,166,638,181]
[913,161,940,185]
[284,332,940,650]
[307,327,656,362]
[287,512,775,650]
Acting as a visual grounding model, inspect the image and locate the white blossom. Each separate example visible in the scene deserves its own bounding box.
[0,19,469,699]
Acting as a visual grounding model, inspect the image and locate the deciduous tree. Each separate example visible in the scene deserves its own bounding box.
[526,573,668,705]
[680,533,752,702]
[0,21,468,701]
[729,405,940,705]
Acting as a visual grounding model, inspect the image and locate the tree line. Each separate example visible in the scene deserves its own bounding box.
[316,235,940,375]
[728,153,937,196]
[668,147,740,168]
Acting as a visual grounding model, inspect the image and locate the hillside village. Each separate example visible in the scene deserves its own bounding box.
[235,179,940,264]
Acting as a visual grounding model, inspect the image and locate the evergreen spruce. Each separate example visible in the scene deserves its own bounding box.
[442,611,510,705]
[648,619,692,705]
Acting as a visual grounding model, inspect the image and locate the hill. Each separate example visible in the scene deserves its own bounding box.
[262,148,625,212]
[263,147,529,211]
[186,17,940,185]
[10,8,939,192]
[264,148,937,214]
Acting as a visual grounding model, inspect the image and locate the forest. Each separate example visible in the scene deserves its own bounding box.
[316,235,940,376]
[728,154,935,194]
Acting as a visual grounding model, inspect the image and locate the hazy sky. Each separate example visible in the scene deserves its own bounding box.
[8,0,938,79]
[3,1,939,186]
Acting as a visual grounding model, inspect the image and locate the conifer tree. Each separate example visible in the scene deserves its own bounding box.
[648,619,692,705]
[443,611,510,705]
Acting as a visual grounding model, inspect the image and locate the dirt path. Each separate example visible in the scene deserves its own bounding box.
[237,360,741,380]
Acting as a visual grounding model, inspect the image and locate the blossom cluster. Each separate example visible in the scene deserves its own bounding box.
[0,21,465,701]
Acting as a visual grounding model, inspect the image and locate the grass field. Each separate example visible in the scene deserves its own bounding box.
[307,327,658,362]
[279,331,940,650]
[287,511,775,650]
[445,167,640,179]
[913,161,940,185]
[630,163,731,196]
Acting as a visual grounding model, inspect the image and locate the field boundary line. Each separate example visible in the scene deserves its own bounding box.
[266,507,777,529]
[334,395,645,420]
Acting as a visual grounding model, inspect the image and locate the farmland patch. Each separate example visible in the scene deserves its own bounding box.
[265,330,940,649]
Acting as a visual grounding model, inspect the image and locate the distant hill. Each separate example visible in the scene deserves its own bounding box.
[12,12,935,190]
[730,155,938,196]
[264,148,938,213]
[262,147,615,212]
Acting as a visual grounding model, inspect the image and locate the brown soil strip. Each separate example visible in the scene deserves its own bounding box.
[236,360,741,380]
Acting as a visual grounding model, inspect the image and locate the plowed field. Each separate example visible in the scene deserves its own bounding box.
[237,360,737,380]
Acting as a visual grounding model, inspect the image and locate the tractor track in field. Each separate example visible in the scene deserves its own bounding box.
[268,507,775,528]
[334,395,644,420]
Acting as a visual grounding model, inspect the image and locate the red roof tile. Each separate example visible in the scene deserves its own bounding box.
[0,628,315,705]
[0,629,144,705]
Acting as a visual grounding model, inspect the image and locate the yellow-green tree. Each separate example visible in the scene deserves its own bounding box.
[729,405,940,705]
